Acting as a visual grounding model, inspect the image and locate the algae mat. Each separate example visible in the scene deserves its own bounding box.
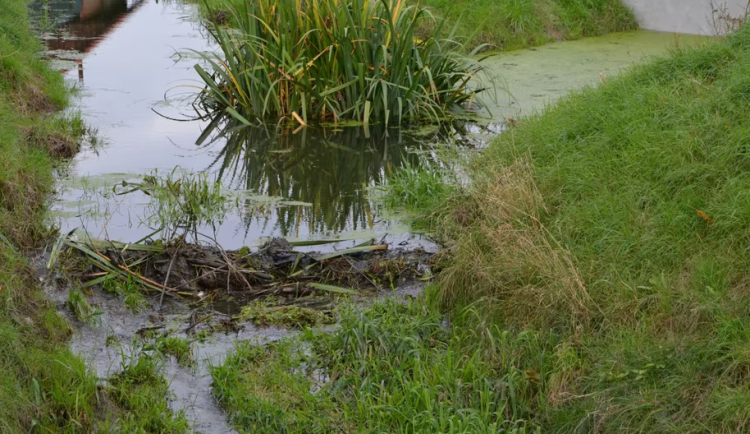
[484,31,709,119]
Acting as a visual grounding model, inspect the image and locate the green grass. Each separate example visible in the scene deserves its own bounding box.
[194,0,489,126]
[381,161,459,228]
[0,0,101,431]
[385,24,750,433]
[102,274,149,313]
[212,297,546,433]
[118,169,231,242]
[237,299,335,328]
[153,336,195,367]
[67,288,101,324]
[101,348,191,433]
[419,0,638,51]
[0,1,188,431]
[197,0,637,53]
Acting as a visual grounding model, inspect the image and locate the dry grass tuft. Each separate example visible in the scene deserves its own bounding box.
[11,83,57,115]
[23,127,78,158]
[0,171,47,247]
[439,158,592,331]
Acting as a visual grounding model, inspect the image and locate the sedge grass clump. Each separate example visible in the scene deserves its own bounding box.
[194,0,490,127]
[102,274,149,313]
[238,299,334,328]
[116,169,231,242]
[384,162,457,212]
[67,288,101,324]
[153,336,194,367]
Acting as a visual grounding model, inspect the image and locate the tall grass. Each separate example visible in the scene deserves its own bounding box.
[0,1,192,431]
[0,0,102,432]
[195,0,638,54]
[193,0,490,126]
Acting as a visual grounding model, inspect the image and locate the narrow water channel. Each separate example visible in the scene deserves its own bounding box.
[31,0,457,251]
[30,0,706,252]
[27,1,710,432]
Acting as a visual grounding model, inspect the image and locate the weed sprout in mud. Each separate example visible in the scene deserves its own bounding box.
[67,288,101,324]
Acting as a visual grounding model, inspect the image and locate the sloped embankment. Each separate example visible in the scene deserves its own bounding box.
[435,24,750,432]
[0,1,188,431]
[418,0,639,51]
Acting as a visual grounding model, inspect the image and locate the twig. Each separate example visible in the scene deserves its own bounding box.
[92,250,177,293]
[198,231,254,292]
[185,314,209,334]
[160,233,185,310]
[219,245,253,292]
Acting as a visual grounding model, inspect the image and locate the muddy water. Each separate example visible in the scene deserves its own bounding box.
[38,247,424,434]
[41,267,284,434]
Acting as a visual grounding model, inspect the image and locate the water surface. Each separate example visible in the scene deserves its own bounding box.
[28,2,715,432]
[486,30,709,119]
[30,0,708,250]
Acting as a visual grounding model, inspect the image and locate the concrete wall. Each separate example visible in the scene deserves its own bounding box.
[622,0,748,34]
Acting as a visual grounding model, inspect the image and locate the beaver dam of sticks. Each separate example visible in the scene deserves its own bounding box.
[49,236,437,328]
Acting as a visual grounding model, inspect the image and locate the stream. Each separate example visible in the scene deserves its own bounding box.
[27,0,708,432]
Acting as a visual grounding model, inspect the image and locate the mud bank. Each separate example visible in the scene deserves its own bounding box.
[39,235,435,432]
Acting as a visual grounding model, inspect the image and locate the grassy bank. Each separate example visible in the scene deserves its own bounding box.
[197,0,637,52]
[213,298,549,433]
[0,1,187,431]
[419,0,638,51]
[191,2,750,433]
[384,25,750,432]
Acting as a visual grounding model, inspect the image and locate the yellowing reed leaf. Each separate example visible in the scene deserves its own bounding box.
[194,0,490,125]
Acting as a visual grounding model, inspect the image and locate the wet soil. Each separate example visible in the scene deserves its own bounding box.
[68,237,434,299]
[37,236,433,434]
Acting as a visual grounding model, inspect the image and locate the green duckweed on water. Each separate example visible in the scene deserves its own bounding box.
[482,30,710,119]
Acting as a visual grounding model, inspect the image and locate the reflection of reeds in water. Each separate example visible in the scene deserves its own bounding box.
[200,118,457,237]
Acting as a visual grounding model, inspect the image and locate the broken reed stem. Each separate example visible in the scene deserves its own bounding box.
[93,249,177,293]
[160,233,185,310]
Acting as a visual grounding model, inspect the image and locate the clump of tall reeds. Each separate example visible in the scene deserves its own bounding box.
[193,0,490,126]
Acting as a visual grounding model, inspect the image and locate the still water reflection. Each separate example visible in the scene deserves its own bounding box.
[28,0,699,249]
[202,120,471,236]
[29,0,456,248]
